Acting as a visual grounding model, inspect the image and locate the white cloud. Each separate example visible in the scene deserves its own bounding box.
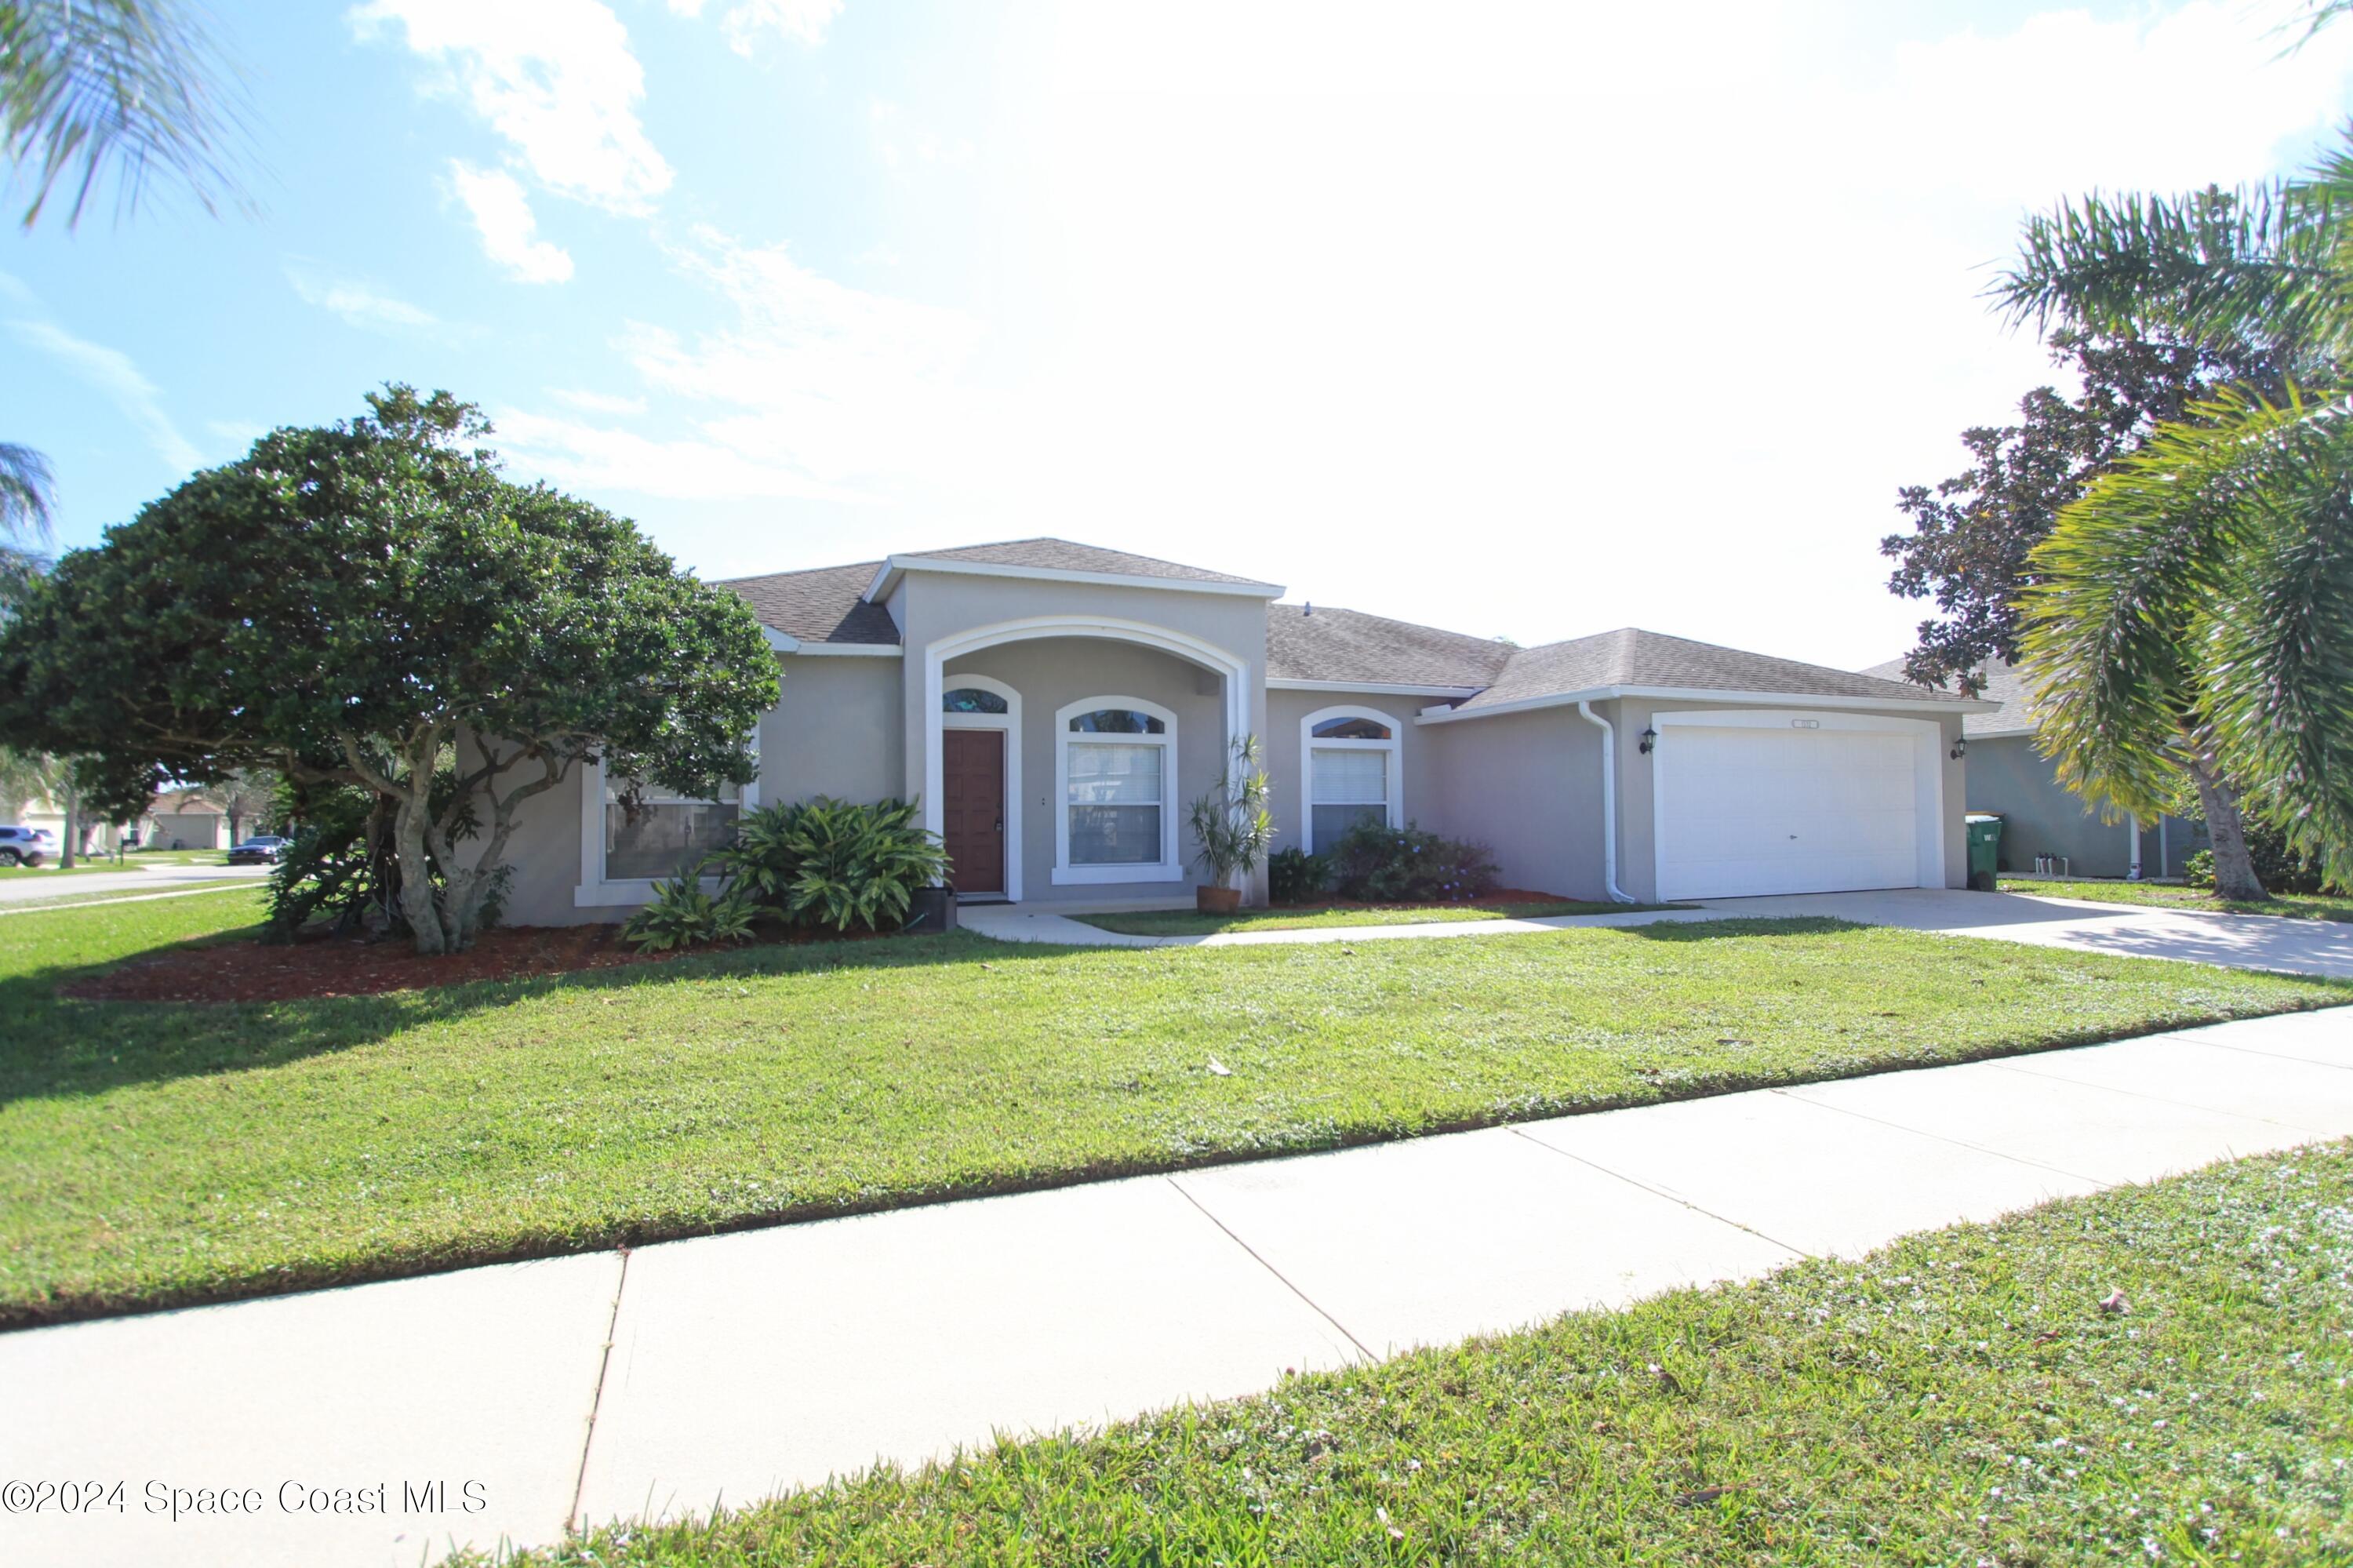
[285,267,446,335]
[498,225,986,500]
[448,162,576,283]
[7,318,202,475]
[696,0,842,54]
[351,0,671,213]
[547,387,648,416]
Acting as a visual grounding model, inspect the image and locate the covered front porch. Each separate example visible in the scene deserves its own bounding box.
[915,617,1260,906]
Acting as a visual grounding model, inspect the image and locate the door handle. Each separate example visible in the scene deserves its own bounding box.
[995,819,1003,832]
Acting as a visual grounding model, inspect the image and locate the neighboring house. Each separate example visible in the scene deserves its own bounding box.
[10,791,129,854]
[138,788,230,851]
[499,538,1988,925]
[1861,655,2206,880]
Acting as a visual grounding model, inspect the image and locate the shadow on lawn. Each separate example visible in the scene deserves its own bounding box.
[1627,915,1867,942]
[0,924,1070,1107]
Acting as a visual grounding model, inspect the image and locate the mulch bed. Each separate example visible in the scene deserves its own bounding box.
[1264,888,1573,912]
[62,922,890,1005]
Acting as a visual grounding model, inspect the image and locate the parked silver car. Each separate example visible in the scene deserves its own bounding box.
[0,825,56,867]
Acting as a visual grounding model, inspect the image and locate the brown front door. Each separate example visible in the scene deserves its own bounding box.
[941,729,1006,895]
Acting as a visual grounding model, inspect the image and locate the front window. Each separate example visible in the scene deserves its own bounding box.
[1056,696,1178,880]
[1303,707,1402,851]
[605,776,740,880]
[1067,741,1163,864]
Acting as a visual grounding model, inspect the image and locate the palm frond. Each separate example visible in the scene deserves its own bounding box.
[1996,179,2353,359]
[0,440,52,541]
[2017,386,2318,817]
[0,0,252,228]
[2198,403,2353,882]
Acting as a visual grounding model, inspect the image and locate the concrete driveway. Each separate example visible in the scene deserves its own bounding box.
[1700,887,2353,980]
[0,860,269,907]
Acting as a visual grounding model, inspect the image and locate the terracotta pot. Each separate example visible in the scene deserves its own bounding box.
[1195,884,1243,915]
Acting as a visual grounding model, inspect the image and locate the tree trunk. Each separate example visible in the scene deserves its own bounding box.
[60,774,77,870]
[392,791,446,953]
[2181,731,2265,901]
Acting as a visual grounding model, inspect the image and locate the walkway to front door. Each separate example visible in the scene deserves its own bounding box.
[941,728,1006,895]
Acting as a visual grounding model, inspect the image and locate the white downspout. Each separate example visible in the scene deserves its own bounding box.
[2128,813,2144,881]
[1575,700,1635,904]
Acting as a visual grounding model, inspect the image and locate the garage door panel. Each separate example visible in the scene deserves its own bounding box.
[1657,725,1926,900]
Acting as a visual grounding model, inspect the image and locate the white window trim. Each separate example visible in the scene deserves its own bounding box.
[1053,693,1182,885]
[1300,704,1404,853]
[940,674,1023,902]
[573,755,752,908]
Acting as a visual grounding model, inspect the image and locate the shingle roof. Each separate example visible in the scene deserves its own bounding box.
[1454,628,1971,712]
[1266,603,1515,688]
[1860,653,2036,737]
[716,561,900,646]
[896,537,1274,588]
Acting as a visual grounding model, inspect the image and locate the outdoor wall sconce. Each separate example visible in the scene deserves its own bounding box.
[1950,737,1968,761]
[1638,726,1657,755]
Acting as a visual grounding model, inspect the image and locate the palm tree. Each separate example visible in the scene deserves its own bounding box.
[1995,153,2353,900]
[1,2,251,613]
[1,0,249,229]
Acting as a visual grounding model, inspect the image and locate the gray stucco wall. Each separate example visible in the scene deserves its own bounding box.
[482,745,592,927]
[1264,688,1442,860]
[761,653,904,806]
[944,636,1230,901]
[1609,697,1969,902]
[1418,707,1609,900]
[1965,733,2202,878]
[491,649,905,928]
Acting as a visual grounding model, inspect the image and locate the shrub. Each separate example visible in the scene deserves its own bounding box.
[718,796,948,933]
[623,866,761,952]
[1268,846,1333,904]
[1327,818,1499,903]
[1186,735,1276,885]
[2184,820,2340,896]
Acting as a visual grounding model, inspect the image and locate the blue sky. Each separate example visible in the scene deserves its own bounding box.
[7,0,2353,668]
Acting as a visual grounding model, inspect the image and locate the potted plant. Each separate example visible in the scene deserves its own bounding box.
[1187,734,1276,914]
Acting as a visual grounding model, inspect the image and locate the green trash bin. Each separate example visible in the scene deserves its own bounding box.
[1966,813,2002,892]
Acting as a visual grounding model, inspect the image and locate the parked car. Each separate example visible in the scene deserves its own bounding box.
[227,835,294,865]
[0,825,56,867]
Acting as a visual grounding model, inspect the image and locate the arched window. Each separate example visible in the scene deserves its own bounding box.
[944,686,1009,715]
[1301,705,1403,851]
[1055,695,1180,882]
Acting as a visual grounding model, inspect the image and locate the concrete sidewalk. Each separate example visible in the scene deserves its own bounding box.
[4,1008,2346,1568]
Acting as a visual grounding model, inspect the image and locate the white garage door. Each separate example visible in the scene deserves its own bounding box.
[1656,724,1926,900]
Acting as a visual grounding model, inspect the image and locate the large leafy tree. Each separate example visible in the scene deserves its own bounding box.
[1882,329,2284,693]
[1995,150,2353,899]
[0,387,781,952]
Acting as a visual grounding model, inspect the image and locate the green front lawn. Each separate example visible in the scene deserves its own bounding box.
[1075,900,1675,937]
[3,891,2342,1327]
[2002,878,2353,922]
[478,1143,2353,1567]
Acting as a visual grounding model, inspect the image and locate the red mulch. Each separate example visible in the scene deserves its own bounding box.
[63,922,889,1005]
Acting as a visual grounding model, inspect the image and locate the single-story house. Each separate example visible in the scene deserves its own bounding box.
[500,538,1990,925]
[1860,655,2206,880]
[137,788,230,851]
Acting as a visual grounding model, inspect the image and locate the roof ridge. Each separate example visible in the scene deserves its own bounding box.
[712,558,884,586]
